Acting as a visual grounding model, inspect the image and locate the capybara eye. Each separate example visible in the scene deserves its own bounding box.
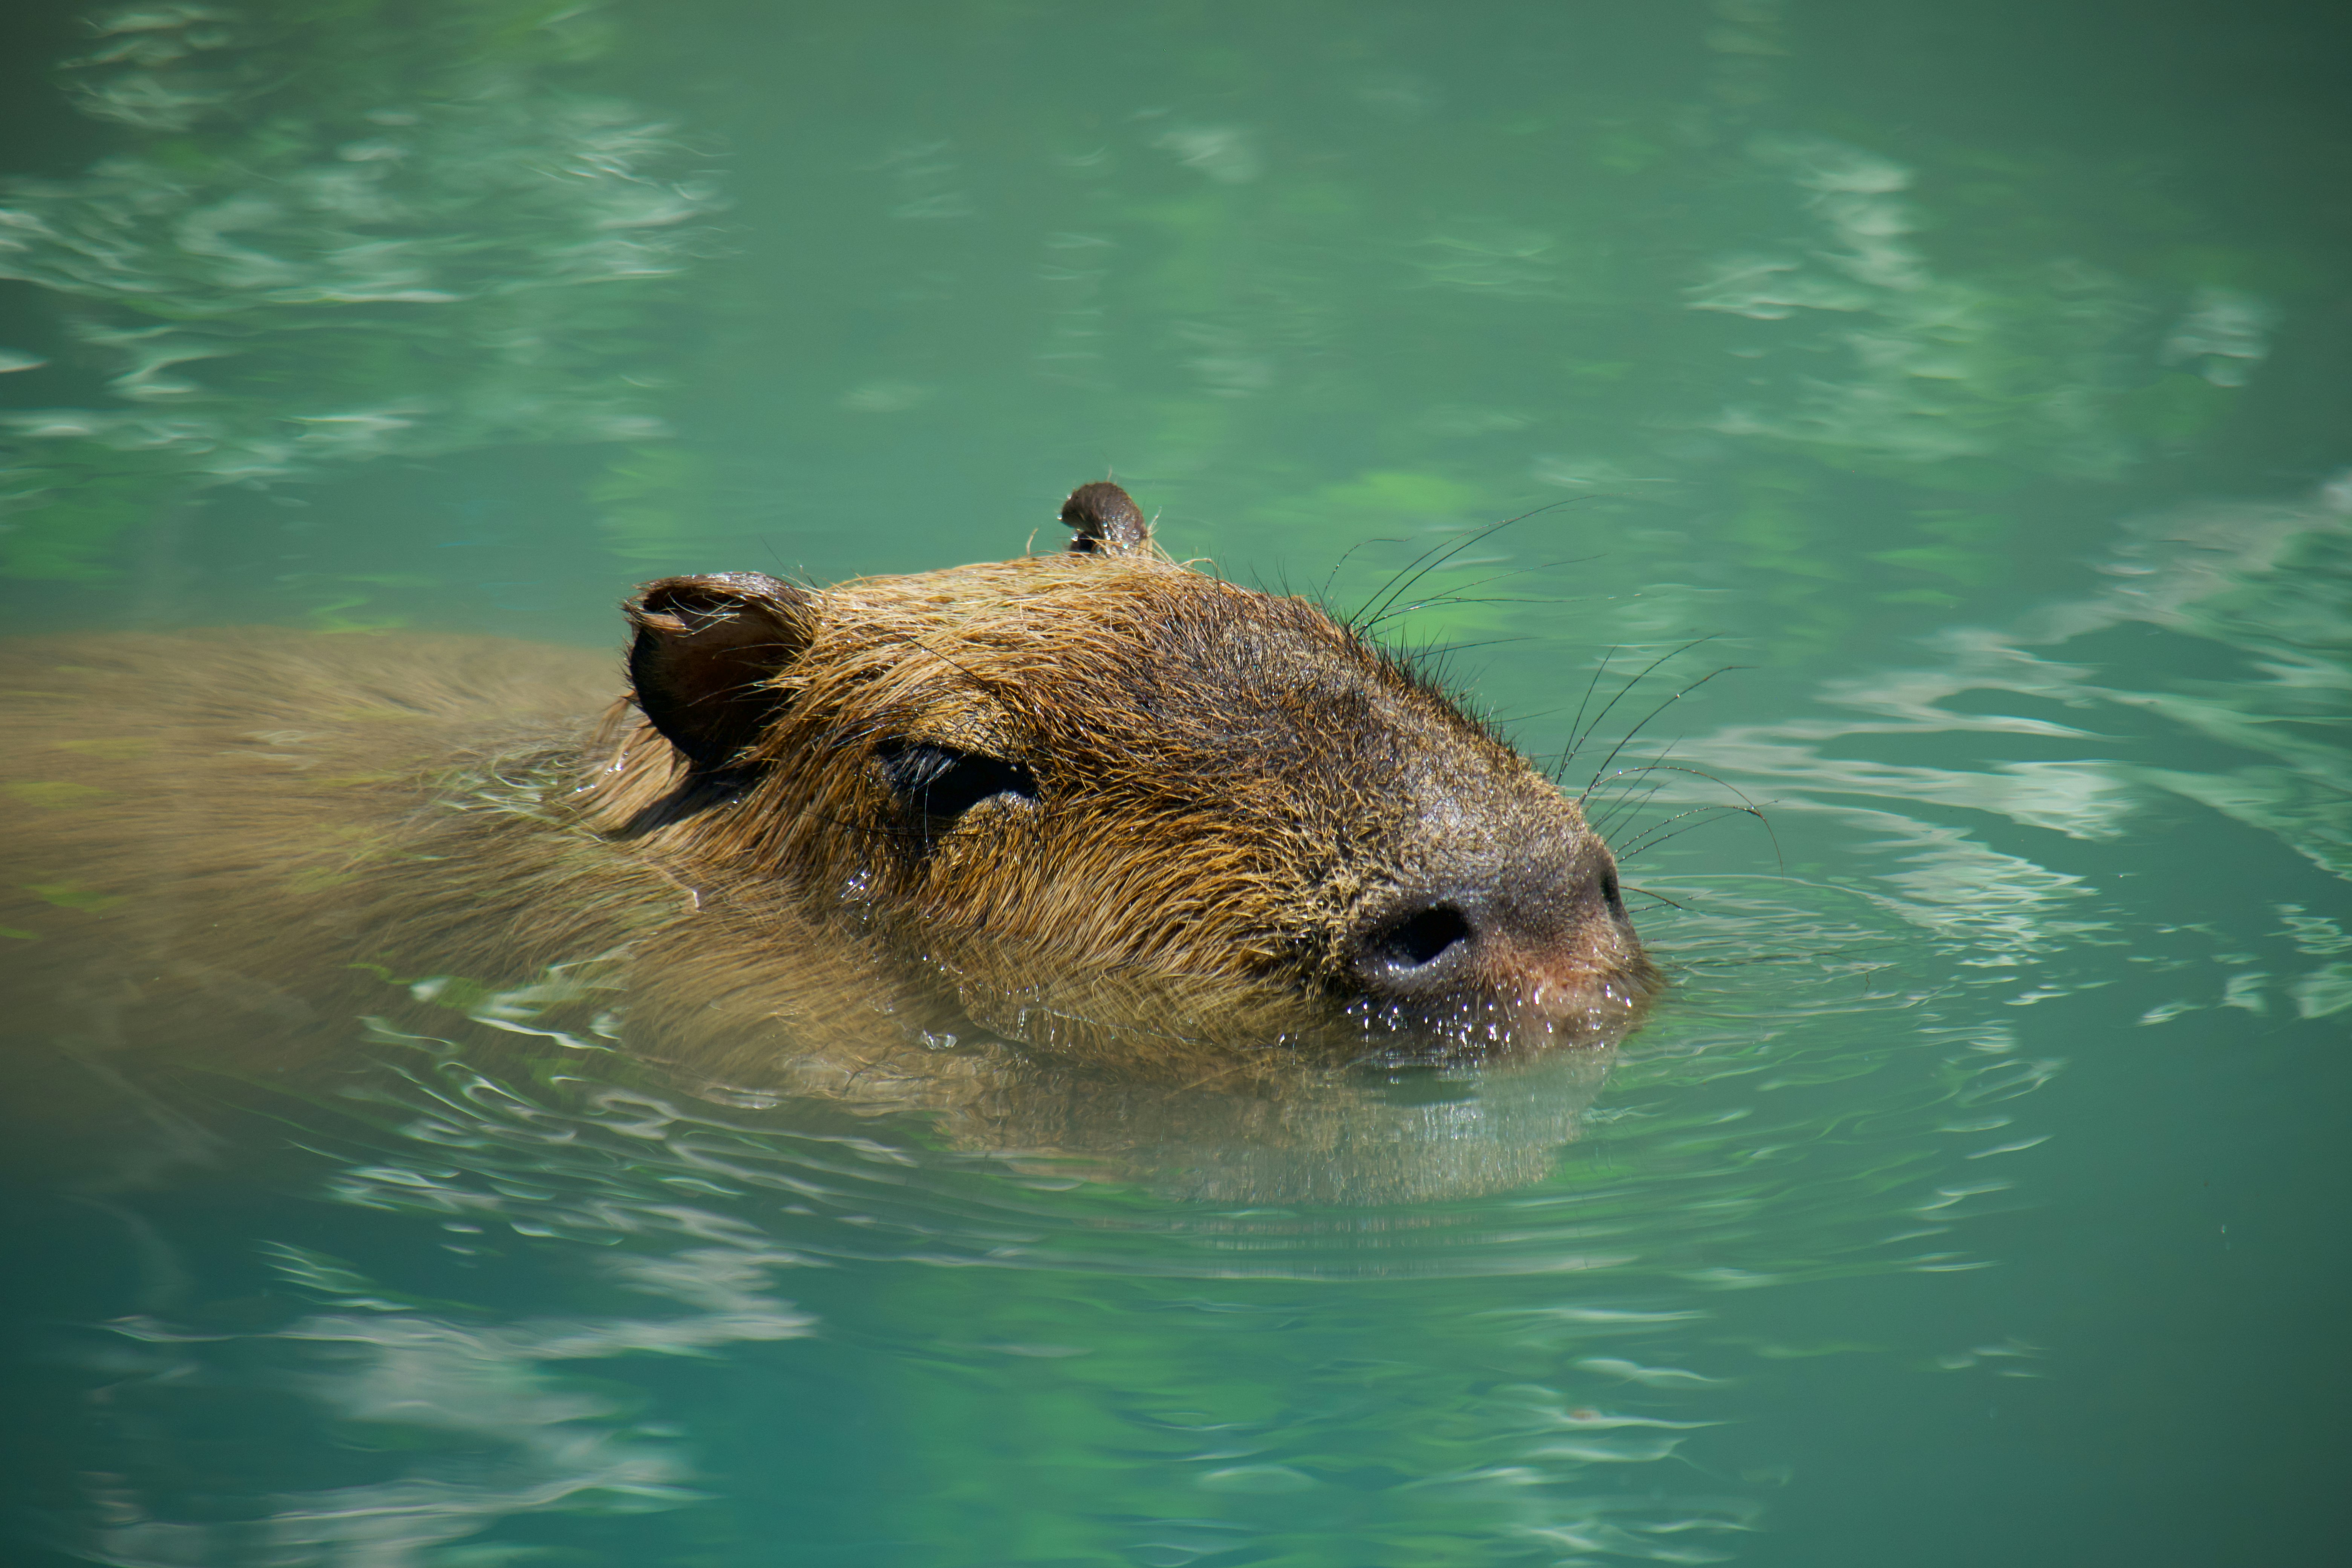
[876,740,1039,823]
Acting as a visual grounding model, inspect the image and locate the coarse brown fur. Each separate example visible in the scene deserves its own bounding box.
[0,487,1653,1201]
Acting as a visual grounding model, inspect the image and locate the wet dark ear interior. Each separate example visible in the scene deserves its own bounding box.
[626,572,817,775]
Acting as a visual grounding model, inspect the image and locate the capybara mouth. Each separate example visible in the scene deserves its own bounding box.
[1323,918,1664,1062]
[1331,967,1661,1063]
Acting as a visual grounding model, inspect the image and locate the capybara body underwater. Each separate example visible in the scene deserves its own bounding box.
[0,483,1655,1201]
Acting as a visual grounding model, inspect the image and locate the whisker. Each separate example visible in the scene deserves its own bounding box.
[1592,778,1672,839]
[1363,593,1578,628]
[1351,499,1582,630]
[1319,534,1406,614]
[1619,810,1764,862]
[1577,662,1745,807]
[1616,804,1747,859]
[1589,735,1691,836]
[1556,646,1621,779]
[1568,637,1718,770]
[1358,555,1592,630]
[1597,763,1783,872]
[1405,636,1533,659]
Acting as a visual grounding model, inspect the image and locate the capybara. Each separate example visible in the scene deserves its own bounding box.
[0,482,1654,1200]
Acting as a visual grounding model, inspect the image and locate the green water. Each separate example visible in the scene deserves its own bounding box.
[2,1,2346,1563]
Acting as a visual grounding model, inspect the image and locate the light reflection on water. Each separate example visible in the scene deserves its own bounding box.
[78,1245,801,1567]
[30,854,2058,1563]
[2,1,2346,1564]
[0,2,718,586]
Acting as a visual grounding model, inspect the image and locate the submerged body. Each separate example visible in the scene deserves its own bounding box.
[0,485,1652,1200]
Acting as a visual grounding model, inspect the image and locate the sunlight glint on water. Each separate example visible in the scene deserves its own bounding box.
[0,2,2345,1565]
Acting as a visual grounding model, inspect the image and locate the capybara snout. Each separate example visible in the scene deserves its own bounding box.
[1342,821,1646,1050]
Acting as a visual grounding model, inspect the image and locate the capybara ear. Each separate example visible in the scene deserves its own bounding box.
[1060,481,1150,556]
[626,573,818,774]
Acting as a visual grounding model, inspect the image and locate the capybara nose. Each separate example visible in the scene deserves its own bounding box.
[1346,852,1645,1034]
[1351,896,1484,994]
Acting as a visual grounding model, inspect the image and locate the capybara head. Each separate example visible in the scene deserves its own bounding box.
[585,482,1655,1060]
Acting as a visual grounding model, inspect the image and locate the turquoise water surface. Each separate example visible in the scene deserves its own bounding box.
[2,2,2347,1564]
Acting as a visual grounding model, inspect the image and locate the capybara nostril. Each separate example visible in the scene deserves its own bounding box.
[1356,901,1478,983]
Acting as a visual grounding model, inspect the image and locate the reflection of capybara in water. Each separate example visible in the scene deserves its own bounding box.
[0,483,1653,1197]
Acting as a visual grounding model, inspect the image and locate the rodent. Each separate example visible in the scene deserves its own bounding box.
[0,482,1654,1200]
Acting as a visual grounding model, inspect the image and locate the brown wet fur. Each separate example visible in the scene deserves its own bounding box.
[0,486,1654,1201]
